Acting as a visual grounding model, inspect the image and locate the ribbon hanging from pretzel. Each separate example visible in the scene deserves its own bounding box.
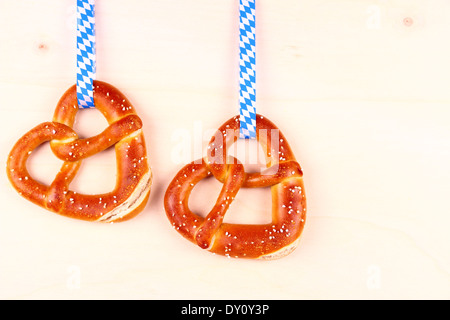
[238,0,257,139]
[76,0,96,108]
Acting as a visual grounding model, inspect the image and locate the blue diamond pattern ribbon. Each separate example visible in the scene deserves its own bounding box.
[76,0,96,108]
[239,0,257,139]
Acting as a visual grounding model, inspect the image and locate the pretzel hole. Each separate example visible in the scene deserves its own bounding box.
[72,108,110,139]
[69,148,117,194]
[227,138,269,173]
[223,187,272,224]
[26,142,64,186]
[188,175,223,218]
[188,171,272,225]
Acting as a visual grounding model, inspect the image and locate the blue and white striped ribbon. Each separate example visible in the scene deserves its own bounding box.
[239,0,257,139]
[76,0,96,109]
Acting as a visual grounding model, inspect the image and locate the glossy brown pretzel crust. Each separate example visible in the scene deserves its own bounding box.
[7,81,152,222]
[164,115,306,259]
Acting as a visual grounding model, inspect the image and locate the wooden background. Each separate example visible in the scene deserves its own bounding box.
[1,0,449,299]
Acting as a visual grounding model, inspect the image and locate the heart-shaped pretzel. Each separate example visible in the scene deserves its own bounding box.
[164,114,306,259]
[7,81,152,222]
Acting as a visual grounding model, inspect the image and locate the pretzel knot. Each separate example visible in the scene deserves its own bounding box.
[7,81,152,222]
[164,115,306,259]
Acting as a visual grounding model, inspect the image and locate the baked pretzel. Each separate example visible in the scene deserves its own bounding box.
[164,114,306,259]
[7,81,152,222]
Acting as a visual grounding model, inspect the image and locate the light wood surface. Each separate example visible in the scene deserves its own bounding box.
[0,0,449,299]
